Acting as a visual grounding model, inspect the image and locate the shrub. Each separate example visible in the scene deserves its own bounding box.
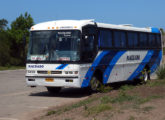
[156,65,165,79]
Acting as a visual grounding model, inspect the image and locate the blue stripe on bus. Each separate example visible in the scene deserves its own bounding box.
[135,50,158,79]
[81,51,110,87]
[150,50,162,73]
[151,28,160,33]
[127,50,154,80]
[56,64,68,69]
[103,51,126,84]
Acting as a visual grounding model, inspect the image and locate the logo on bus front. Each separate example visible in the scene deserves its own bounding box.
[28,65,44,68]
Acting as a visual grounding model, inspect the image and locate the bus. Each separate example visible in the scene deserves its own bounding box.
[26,20,162,93]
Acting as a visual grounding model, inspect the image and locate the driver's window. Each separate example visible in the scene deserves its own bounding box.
[82,26,97,62]
[84,35,95,51]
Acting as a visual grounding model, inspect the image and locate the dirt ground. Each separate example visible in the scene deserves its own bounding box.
[31,79,165,120]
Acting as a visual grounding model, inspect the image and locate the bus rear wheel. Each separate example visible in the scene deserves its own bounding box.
[90,76,102,92]
[46,87,61,94]
[141,69,150,83]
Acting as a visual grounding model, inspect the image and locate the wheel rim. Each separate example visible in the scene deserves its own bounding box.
[90,77,100,91]
[144,71,148,82]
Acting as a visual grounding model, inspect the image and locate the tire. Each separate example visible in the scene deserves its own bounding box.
[46,87,61,94]
[142,70,150,83]
[90,76,102,92]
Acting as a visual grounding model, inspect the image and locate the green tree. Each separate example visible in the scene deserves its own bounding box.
[9,12,34,65]
[0,19,10,66]
[0,19,8,30]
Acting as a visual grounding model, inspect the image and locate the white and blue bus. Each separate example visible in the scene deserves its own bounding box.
[26,20,162,93]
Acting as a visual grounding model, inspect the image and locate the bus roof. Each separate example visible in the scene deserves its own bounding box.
[30,20,160,33]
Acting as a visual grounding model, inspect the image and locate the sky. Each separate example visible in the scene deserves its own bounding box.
[0,0,165,29]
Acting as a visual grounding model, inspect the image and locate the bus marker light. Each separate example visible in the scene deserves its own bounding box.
[91,67,94,71]
[45,78,54,82]
[56,27,59,29]
[48,27,50,29]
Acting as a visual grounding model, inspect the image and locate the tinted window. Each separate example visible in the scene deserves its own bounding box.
[99,30,112,48]
[149,34,156,47]
[156,34,161,47]
[114,31,126,48]
[128,32,138,48]
[140,33,148,47]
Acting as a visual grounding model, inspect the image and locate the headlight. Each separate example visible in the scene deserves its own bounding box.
[65,71,78,74]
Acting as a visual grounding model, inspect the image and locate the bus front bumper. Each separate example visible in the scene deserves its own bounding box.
[25,76,81,88]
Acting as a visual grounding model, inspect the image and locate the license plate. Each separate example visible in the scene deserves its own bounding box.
[45,78,54,82]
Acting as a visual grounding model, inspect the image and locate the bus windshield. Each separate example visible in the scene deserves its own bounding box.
[27,30,80,62]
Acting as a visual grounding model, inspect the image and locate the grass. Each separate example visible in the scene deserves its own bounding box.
[156,65,165,79]
[45,77,165,119]
[46,96,98,116]
[128,116,136,120]
[141,106,154,112]
[146,79,165,87]
[0,66,25,71]
[100,91,149,105]
[119,84,135,91]
[86,104,112,115]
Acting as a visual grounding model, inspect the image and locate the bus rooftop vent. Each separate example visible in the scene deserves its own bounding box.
[80,19,95,22]
[120,24,133,27]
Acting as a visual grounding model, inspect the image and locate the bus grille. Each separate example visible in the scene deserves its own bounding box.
[37,71,62,74]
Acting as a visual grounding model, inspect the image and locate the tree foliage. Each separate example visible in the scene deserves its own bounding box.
[0,19,8,30]
[0,12,34,66]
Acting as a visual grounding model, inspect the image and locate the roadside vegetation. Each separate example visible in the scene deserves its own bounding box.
[0,66,25,71]
[34,76,165,120]
[0,12,34,69]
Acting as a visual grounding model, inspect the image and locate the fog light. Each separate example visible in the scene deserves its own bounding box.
[75,71,78,74]
[65,71,69,74]
[69,71,73,74]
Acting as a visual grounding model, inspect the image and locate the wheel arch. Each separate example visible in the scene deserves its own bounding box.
[92,69,103,83]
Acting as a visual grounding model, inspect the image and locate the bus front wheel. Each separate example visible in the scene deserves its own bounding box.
[46,87,61,94]
[90,76,102,92]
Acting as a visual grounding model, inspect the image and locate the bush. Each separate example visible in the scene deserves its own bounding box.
[156,65,165,79]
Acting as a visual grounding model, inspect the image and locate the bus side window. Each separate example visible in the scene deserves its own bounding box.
[82,35,95,61]
[99,30,113,48]
[128,32,138,48]
[114,31,126,48]
[156,34,161,48]
[139,33,148,48]
[82,26,98,62]
[149,34,156,47]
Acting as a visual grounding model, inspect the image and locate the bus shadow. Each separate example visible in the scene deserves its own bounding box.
[29,88,91,98]
[29,81,140,98]
[109,80,141,90]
